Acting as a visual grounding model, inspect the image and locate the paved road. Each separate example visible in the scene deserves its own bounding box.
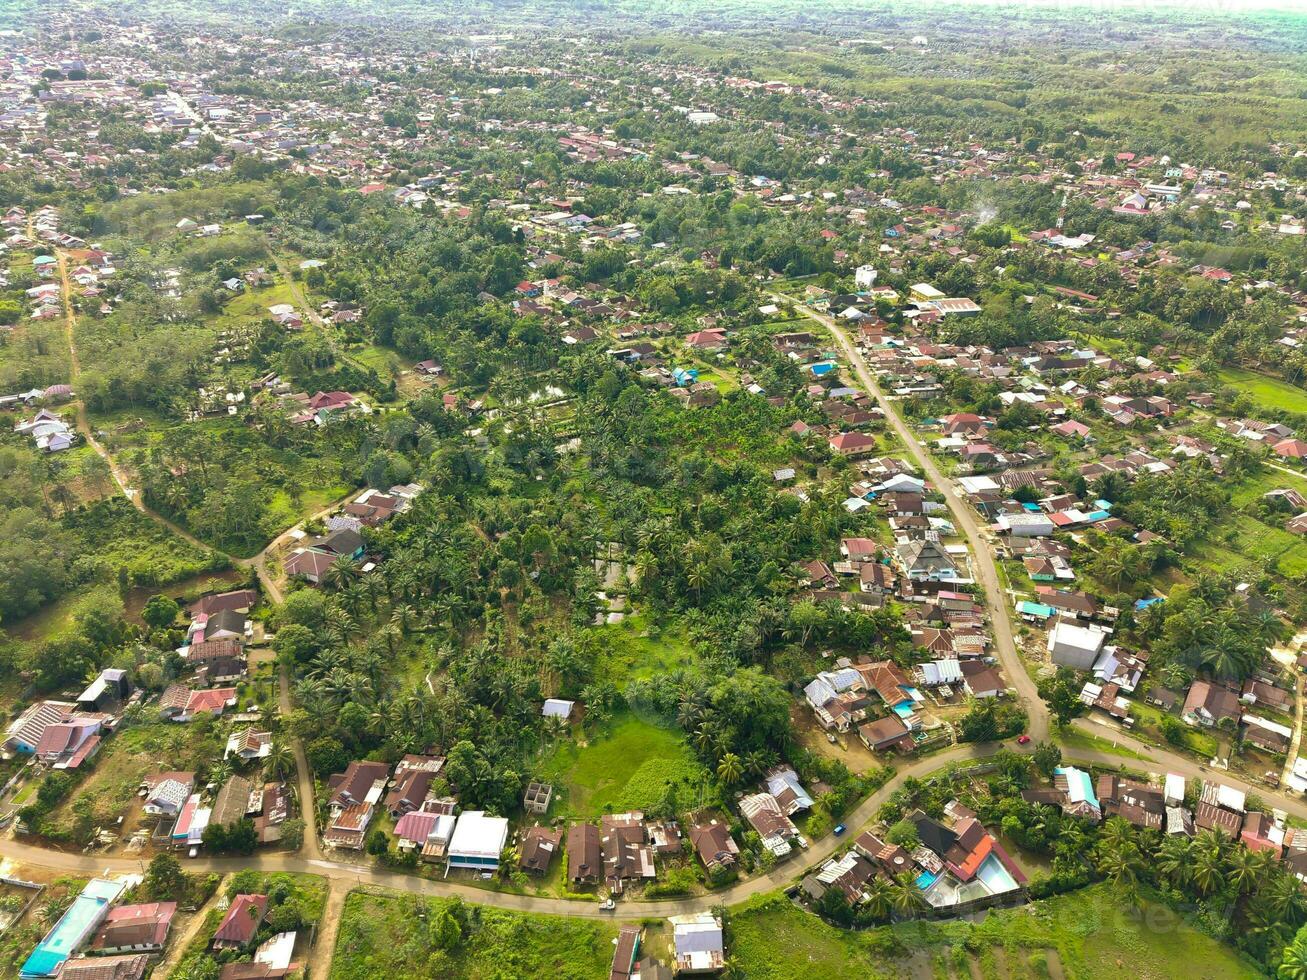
[781,298,1049,741]
[0,742,1006,920]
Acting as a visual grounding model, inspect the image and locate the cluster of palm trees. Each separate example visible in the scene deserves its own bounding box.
[1091,817,1307,968]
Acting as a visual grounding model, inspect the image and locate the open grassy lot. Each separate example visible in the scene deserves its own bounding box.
[534,711,709,819]
[329,889,617,980]
[42,717,225,840]
[592,615,697,682]
[1218,367,1307,416]
[727,884,1263,979]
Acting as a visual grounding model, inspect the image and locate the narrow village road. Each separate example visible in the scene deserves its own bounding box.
[779,298,1050,741]
[776,294,1307,816]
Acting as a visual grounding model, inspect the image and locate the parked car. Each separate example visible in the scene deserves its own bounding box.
[1016,734,1031,745]
[833,824,846,836]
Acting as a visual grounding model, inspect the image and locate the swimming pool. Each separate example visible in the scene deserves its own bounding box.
[975,852,1019,895]
[892,702,915,719]
[915,869,940,890]
[21,878,123,978]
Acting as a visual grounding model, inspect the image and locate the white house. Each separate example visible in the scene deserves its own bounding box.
[1048,622,1106,670]
[447,811,508,871]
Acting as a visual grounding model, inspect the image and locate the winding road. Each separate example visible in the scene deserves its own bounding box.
[11,270,1307,962]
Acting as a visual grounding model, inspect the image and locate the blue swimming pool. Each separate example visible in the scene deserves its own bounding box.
[915,870,940,890]
[21,878,123,978]
[892,702,915,719]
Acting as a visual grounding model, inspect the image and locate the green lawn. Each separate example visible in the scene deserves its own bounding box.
[329,890,617,980]
[534,712,709,818]
[1218,367,1307,416]
[1057,726,1152,763]
[728,885,1263,979]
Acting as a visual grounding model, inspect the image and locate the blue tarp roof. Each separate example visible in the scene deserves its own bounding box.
[1018,601,1054,618]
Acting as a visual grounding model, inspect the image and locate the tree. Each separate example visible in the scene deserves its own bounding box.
[144,853,187,901]
[273,624,318,665]
[366,829,390,856]
[1032,742,1062,778]
[264,742,295,782]
[885,818,920,850]
[716,752,743,786]
[142,594,180,630]
[280,818,305,851]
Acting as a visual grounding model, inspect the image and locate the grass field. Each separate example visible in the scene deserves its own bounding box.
[592,615,697,682]
[330,890,617,980]
[534,712,709,818]
[728,885,1263,979]
[1057,726,1152,763]
[1218,367,1307,416]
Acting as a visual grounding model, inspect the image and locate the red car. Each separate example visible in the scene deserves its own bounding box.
[1016,734,1031,745]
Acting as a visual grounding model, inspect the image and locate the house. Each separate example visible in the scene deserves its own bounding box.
[1182,681,1242,727]
[212,894,267,950]
[610,925,642,980]
[669,913,724,975]
[764,765,814,815]
[224,728,272,761]
[1021,767,1100,820]
[59,957,150,980]
[211,775,256,831]
[447,810,509,871]
[687,820,738,872]
[191,590,258,617]
[896,538,958,582]
[385,765,436,819]
[90,902,177,954]
[143,772,196,817]
[828,431,878,457]
[32,718,101,770]
[568,823,603,884]
[393,805,456,861]
[601,812,657,889]
[282,548,339,584]
[519,825,563,875]
[858,714,914,753]
[4,700,76,755]
[1195,781,1245,837]
[1242,714,1292,753]
[1048,622,1107,670]
[187,608,249,645]
[739,792,798,857]
[324,760,389,849]
[1096,775,1164,830]
[158,685,238,722]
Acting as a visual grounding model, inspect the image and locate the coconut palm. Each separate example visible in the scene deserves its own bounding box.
[860,877,895,923]
[1225,844,1265,897]
[264,742,295,781]
[1154,835,1194,889]
[716,753,743,786]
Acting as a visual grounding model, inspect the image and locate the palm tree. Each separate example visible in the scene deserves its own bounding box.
[1279,936,1307,980]
[264,742,295,781]
[321,556,357,592]
[890,873,924,915]
[1192,838,1226,897]
[1154,835,1193,889]
[1225,845,1264,897]
[716,753,743,786]
[693,723,720,758]
[860,877,895,923]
